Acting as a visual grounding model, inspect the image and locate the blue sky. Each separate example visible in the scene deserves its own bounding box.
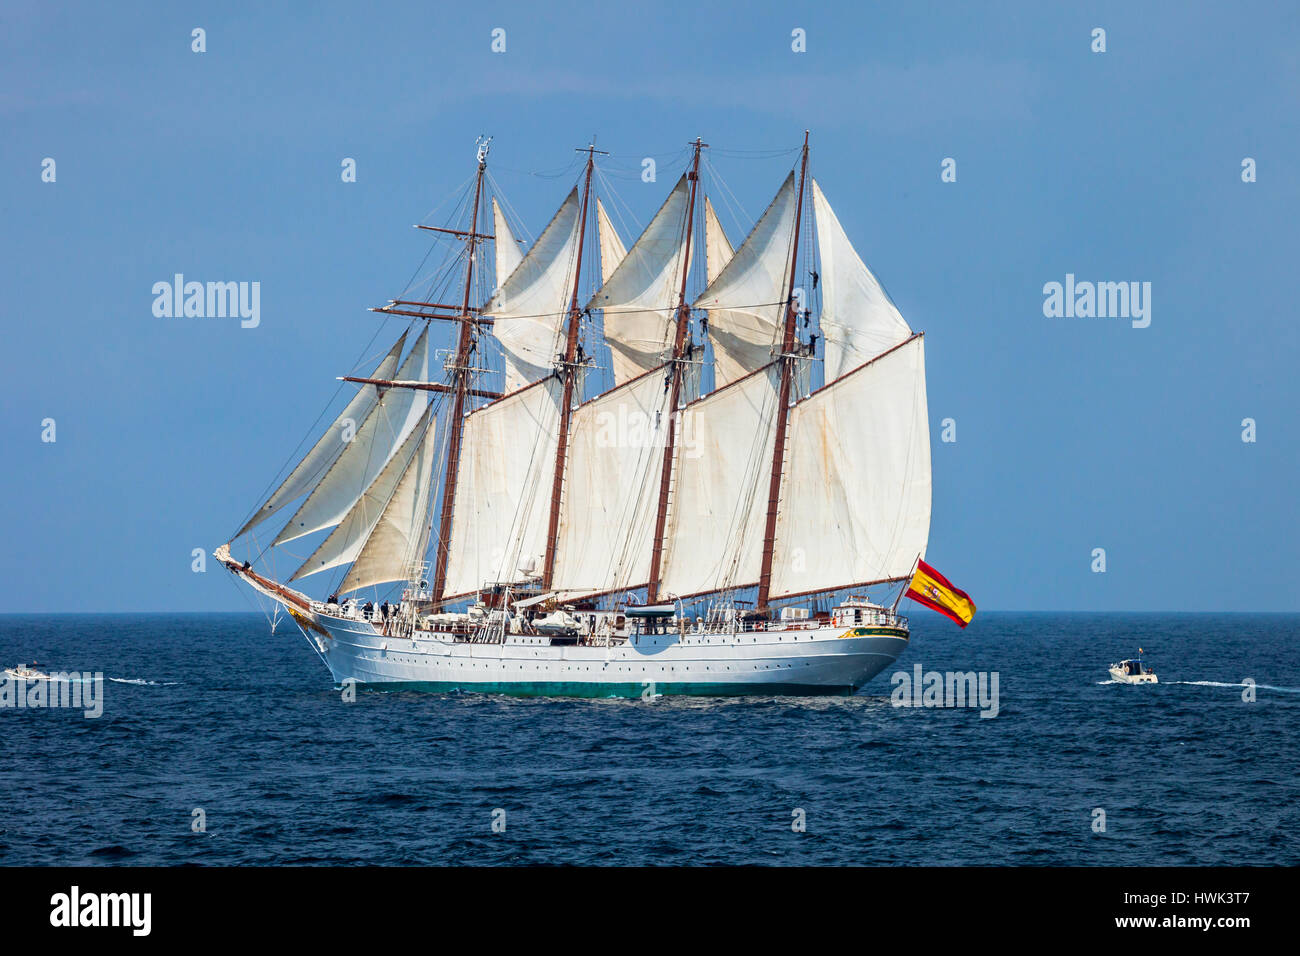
[1,1,1296,612]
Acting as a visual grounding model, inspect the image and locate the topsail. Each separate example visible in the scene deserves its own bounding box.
[811,180,913,380]
[483,189,583,392]
[587,175,694,385]
[693,173,798,388]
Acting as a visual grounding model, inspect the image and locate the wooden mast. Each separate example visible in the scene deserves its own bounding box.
[646,138,705,603]
[431,138,491,602]
[755,131,811,612]
[541,145,601,590]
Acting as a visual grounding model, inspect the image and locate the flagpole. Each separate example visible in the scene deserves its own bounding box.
[892,553,922,614]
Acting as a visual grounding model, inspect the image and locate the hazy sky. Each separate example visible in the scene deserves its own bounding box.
[2,1,1296,612]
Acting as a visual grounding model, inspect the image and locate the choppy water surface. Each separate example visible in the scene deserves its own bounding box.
[1,612,1296,865]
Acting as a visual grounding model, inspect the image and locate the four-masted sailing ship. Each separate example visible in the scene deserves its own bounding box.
[216,133,932,696]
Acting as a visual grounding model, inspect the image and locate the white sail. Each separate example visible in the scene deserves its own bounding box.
[442,377,564,597]
[703,196,734,285]
[596,198,627,284]
[483,188,582,392]
[657,364,781,597]
[289,407,433,581]
[694,173,797,388]
[492,198,525,291]
[812,180,912,381]
[769,335,930,598]
[587,176,692,386]
[551,368,673,593]
[273,328,430,545]
[235,333,406,538]
[340,418,440,594]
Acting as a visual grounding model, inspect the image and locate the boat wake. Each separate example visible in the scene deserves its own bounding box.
[1166,680,1300,694]
[108,678,181,687]
[1097,678,1300,693]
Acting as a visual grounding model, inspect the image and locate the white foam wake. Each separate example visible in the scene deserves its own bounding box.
[1167,680,1300,694]
[108,677,181,686]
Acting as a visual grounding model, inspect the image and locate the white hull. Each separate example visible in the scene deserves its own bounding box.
[1109,665,1158,685]
[295,613,909,697]
[3,668,53,682]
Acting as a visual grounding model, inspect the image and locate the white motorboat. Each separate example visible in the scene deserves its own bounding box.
[3,663,52,681]
[1109,650,1157,684]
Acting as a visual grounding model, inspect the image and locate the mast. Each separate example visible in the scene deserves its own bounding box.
[646,138,705,602]
[755,131,811,611]
[431,138,492,602]
[541,145,601,589]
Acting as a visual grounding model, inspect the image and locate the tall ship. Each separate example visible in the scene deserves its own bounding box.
[216,133,933,696]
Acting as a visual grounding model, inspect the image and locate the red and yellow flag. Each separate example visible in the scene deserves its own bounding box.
[905,559,976,628]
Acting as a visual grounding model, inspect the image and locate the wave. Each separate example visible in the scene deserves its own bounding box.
[108,678,181,686]
[1167,680,1300,694]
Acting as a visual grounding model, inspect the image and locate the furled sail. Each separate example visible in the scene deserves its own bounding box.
[441,377,564,597]
[492,198,524,291]
[812,181,912,381]
[550,367,674,593]
[595,198,627,284]
[693,173,797,388]
[703,196,734,285]
[339,417,440,594]
[587,175,693,386]
[769,335,930,598]
[482,188,582,392]
[235,332,407,538]
[273,328,430,545]
[657,364,781,597]
[289,406,433,581]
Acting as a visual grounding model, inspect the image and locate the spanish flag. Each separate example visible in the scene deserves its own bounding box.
[905,559,976,628]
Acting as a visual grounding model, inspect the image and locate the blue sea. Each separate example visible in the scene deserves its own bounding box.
[1,612,1296,866]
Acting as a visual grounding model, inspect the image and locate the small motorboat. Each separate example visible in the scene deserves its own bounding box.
[1109,649,1157,684]
[3,663,53,681]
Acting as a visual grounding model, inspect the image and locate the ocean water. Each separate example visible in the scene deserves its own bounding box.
[1,612,1296,866]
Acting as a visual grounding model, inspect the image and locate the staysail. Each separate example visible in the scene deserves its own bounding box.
[768,335,930,598]
[273,327,430,545]
[550,368,673,594]
[289,406,434,581]
[703,196,734,285]
[811,181,913,380]
[492,198,524,291]
[595,199,627,284]
[441,377,564,597]
[339,418,440,594]
[694,173,798,388]
[587,175,693,386]
[235,332,407,538]
[483,189,582,392]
